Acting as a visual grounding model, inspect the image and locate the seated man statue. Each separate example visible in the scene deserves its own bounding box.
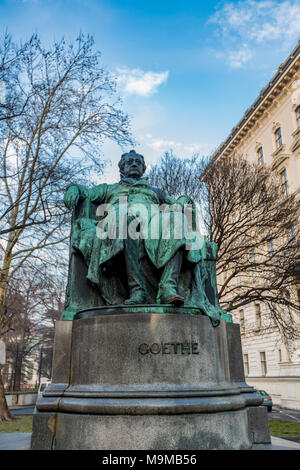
[64,150,228,326]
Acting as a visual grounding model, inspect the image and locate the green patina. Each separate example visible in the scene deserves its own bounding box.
[62,150,231,326]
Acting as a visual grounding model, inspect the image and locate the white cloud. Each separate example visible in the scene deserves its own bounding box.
[147,137,182,151]
[139,133,214,156]
[251,1,300,43]
[209,0,300,68]
[116,67,169,97]
[227,44,253,69]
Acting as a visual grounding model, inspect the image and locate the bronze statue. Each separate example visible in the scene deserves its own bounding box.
[63,150,229,326]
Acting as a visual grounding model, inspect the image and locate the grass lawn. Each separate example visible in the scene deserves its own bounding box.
[268,419,300,437]
[0,416,33,433]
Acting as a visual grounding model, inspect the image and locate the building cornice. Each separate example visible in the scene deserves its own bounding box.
[211,41,300,162]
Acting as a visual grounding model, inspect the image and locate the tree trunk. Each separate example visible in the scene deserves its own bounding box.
[0,366,15,421]
[0,225,16,305]
[14,342,24,391]
[0,235,16,418]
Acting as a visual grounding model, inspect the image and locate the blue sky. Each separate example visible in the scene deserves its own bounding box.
[1,0,300,180]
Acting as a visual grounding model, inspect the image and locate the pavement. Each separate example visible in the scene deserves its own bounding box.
[253,437,300,450]
[270,406,300,424]
[0,433,300,450]
[0,432,32,450]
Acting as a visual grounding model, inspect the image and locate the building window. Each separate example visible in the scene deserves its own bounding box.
[268,238,274,257]
[255,303,262,328]
[243,354,249,377]
[278,349,282,363]
[263,188,270,212]
[288,224,296,243]
[296,106,300,127]
[257,147,264,165]
[239,309,245,333]
[275,127,282,148]
[251,247,257,277]
[260,351,267,376]
[280,168,289,196]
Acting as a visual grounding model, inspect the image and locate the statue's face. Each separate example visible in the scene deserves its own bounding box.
[122,154,145,178]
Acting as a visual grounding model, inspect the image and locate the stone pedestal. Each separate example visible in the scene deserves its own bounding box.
[31,308,270,450]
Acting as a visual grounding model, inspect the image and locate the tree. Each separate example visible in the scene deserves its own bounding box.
[0,31,133,420]
[3,267,63,392]
[148,151,300,340]
[0,32,33,123]
[147,150,206,201]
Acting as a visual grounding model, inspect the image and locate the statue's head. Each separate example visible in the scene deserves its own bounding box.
[118,149,146,179]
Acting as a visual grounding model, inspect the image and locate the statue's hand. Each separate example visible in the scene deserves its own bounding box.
[64,185,80,210]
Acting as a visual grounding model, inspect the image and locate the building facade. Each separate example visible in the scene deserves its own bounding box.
[211,41,300,410]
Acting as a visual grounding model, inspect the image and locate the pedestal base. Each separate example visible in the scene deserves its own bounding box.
[34,409,254,450]
[31,308,270,450]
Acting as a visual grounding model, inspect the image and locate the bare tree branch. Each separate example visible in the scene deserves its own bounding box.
[148,151,300,340]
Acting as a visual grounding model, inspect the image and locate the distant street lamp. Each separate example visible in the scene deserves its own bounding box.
[12,343,19,391]
[0,340,5,365]
[36,347,43,389]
